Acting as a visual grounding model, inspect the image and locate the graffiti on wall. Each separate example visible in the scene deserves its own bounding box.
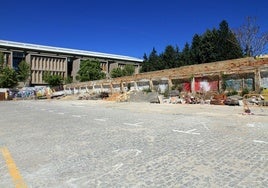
[261,72,268,88]
[195,78,218,92]
[225,78,253,91]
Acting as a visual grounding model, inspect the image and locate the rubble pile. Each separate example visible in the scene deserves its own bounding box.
[2,85,267,108]
[104,93,129,102]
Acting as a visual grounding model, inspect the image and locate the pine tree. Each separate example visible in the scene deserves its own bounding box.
[217,20,243,60]
[181,43,191,66]
[190,34,202,64]
[148,48,161,71]
[141,53,149,72]
[161,45,179,69]
[199,29,219,63]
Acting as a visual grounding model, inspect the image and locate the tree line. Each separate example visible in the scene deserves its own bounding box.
[141,18,268,73]
[141,20,243,72]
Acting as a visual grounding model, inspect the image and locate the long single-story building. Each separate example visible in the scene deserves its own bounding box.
[0,40,143,85]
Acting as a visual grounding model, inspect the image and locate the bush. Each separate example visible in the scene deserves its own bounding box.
[43,71,63,87]
[142,88,152,93]
[226,90,238,96]
[241,88,249,97]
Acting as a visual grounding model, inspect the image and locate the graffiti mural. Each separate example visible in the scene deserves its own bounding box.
[261,72,268,88]
[195,78,218,92]
[225,78,254,91]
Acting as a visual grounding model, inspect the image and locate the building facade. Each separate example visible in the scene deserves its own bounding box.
[0,40,142,85]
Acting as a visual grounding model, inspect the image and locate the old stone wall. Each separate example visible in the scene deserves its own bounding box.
[65,57,268,94]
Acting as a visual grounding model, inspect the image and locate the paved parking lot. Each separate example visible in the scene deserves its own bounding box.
[0,100,267,187]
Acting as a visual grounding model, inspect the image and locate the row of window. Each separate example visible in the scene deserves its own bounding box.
[31,57,66,71]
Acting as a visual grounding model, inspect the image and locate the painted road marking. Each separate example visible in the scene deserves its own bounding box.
[57,112,65,115]
[95,119,106,122]
[1,147,27,188]
[253,140,268,144]
[72,115,81,118]
[201,122,210,130]
[123,122,144,127]
[173,129,200,135]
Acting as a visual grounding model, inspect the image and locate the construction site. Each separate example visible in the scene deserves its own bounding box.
[1,57,268,110]
[0,56,268,187]
[61,57,268,109]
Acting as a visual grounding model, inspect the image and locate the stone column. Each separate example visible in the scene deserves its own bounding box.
[134,81,138,91]
[218,74,222,92]
[110,83,114,94]
[32,71,35,85]
[254,68,261,93]
[106,62,109,74]
[149,79,154,91]
[191,76,195,93]
[120,82,126,93]
[8,51,13,68]
[25,54,31,86]
[72,59,81,82]
[3,53,7,67]
[64,58,67,79]
[168,78,173,90]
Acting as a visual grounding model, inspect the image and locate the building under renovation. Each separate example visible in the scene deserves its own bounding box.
[0,40,142,85]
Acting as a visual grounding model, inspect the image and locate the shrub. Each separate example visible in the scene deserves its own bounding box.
[226,90,238,96]
[142,88,152,93]
[241,88,249,97]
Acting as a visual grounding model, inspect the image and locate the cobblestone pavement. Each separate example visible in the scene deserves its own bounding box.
[0,100,267,187]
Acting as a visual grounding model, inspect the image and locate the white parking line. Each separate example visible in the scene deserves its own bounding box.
[123,122,144,127]
[57,112,65,115]
[72,115,81,118]
[201,122,210,130]
[95,119,106,122]
[173,129,200,135]
[253,140,268,144]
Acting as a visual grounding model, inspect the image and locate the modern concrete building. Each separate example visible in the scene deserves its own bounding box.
[0,40,143,85]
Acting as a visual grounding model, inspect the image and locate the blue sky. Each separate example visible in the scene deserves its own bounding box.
[1,0,267,59]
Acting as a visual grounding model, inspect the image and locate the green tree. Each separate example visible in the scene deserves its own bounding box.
[18,60,30,86]
[190,34,202,64]
[149,48,162,71]
[141,48,161,72]
[64,76,73,84]
[123,64,135,76]
[161,45,179,69]
[0,67,18,88]
[43,71,63,87]
[110,67,124,78]
[0,52,4,72]
[217,20,243,60]
[140,53,149,73]
[77,60,105,81]
[181,43,191,66]
[111,64,135,78]
[199,29,219,63]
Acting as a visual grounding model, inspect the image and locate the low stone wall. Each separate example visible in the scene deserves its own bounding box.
[65,57,268,94]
